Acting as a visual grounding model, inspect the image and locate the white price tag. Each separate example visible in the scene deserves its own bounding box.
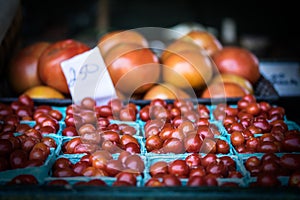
[61,47,117,105]
[260,61,300,97]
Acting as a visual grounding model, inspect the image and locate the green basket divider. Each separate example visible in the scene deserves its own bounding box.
[285,120,300,130]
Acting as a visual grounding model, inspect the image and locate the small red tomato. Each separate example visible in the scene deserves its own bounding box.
[120,134,139,147]
[257,141,279,153]
[124,142,141,154]
[10,149,28,169]
[106,159,123,177]
[246,103,261,116]
[101,130,120,144]
[184,133,202,153]
[124,154,145,173]
[206,161,227,177]
[53,157,72,170]
[53,168,77,177]
[246,137,259,151]
[162,174,182,186]
[158,127,173,141]
[41,137,57,149]
[95,105,113,118]
[201,154,217,168]
[115,171,137,186]
[7,174,38,185]
[256,174,281,187]
[216,139,230,154]
[200,138,217,154]
[197,125,214,139]
[162,138,185,154]
[168,159,189,178]
[102,140,121,154]
[245,156,261,171]
[146,135,163,152]
[150,161,169,177]
[219,156,236,170]
[72,161,90,175]
[230,131,245,147]
[48,110,63,121]
[29,148,48,161]
[73,143,99,154]
[185,153,202,168]
[82,167,108,177]
[189,167,206,177]
[203,174,218,186]
[118,151,131,164]
[283,135,300,152]
[24,128,42,140]
[145,178,164,187]
[39,126,56,135]
[119,125,136,135]
[280,154,300,170]
[187,176,205,186]
[260,160,280,174]
[108,98,123,115]
[65,138,82,154]
[227,171,243,178]
[119,108,136,121]
[62,126,78,137]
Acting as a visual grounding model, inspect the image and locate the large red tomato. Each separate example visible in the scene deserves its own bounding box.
[180,30,223,56]
[9,42,50,94]
[38,39,90,94]
[105,44,160,95]
[211,46,260,84]
[97,30,148,57]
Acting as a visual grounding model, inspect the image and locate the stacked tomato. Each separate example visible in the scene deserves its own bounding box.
[0,95,61,184]
[49,150,144,186]
[61,97,142,155]
[1,94,300,188]
[244,153,300,187]
[145,153,243,187]
[139,98,230,154]
[214,94,300,154]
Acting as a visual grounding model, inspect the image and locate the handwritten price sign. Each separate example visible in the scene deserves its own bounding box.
[61,47,116,105]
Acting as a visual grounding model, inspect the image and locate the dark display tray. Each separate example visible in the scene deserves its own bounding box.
[0,74,279,107]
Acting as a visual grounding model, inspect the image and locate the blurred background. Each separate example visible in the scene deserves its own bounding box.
[19,0,299,59]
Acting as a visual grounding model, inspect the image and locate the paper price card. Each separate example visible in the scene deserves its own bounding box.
[260,61,300,97]
[61,47,116,105]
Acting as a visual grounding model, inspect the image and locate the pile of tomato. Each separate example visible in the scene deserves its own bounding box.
[0,94,300,187]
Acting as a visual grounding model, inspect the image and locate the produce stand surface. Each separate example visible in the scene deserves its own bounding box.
[1,96,300,200]
[0,185,299,200]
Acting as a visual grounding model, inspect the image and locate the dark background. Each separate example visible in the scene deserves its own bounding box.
[20,0,299,60]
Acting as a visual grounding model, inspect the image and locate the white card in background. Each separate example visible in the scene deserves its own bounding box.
[61,47,117,105]
[260,61,300,97]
